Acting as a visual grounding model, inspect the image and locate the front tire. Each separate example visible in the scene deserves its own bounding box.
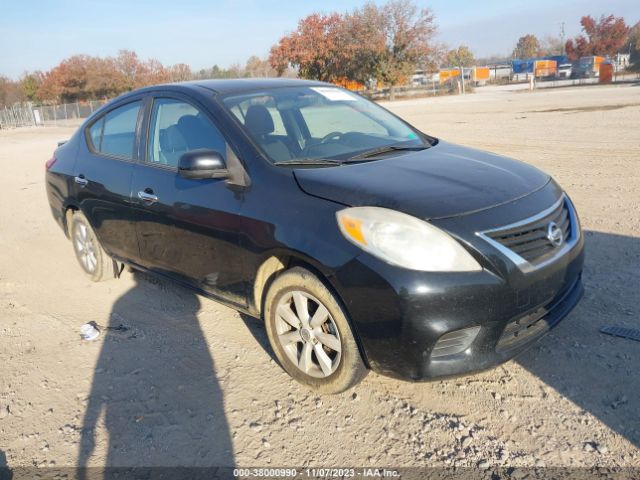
[264,267,367,394]
[69,211,113,282]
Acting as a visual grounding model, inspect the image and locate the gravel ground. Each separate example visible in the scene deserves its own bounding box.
[0,84,638,474]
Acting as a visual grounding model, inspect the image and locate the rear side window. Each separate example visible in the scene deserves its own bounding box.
[147,98,227,168]
[87,101,141,159]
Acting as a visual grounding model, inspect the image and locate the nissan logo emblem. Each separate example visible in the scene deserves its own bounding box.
[547,221,564,247]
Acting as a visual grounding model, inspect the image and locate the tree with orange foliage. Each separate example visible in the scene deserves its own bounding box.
[376,0,437,96]
[168,63,193,82]
[114,50,170,90]
[512,34,542,59]
[565,15,630,61]
[269,0,438,95]
[35,51,172,103]
[0,76,24,106]
[270,13,345,82]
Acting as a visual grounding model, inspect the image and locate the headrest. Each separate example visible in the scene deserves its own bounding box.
[244,105,275,136]
[164,124,187,151]
[177,114,209,149]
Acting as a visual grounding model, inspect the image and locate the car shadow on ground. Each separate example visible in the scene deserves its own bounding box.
[238,313,278,364]
[76,229,639,475]
[0,450,12,480]
[78,272,234,478]
[517,230,640,449]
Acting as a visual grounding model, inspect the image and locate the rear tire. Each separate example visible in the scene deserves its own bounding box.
[264,267,368,394]
[69,211,113,282]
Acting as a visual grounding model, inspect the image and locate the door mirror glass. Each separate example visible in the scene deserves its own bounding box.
[178,149,228,179]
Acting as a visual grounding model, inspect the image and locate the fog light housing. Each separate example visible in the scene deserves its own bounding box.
[431,326,481,358]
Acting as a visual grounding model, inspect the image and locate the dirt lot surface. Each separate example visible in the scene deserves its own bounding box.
[1,84,639,473]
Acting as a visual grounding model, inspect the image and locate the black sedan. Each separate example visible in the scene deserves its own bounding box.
[45,79,584,393]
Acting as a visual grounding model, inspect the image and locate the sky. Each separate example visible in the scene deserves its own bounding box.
[1,0,638,78]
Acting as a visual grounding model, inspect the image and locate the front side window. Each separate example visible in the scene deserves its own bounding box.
[147,98,227,168]
[87,101,141,159]
[222,86,426,163]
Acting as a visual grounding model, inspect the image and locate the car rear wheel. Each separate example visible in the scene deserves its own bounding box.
[70,211,113,282]
[264,267,367,394]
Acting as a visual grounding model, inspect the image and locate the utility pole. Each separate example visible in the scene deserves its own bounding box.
[560,22,566,56]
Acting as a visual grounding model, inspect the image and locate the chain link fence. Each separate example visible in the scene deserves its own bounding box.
[0,100,109,130]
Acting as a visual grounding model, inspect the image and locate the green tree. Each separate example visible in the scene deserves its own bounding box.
[20,72,44,102]
[446,45,475,68]
[445,45,475,94]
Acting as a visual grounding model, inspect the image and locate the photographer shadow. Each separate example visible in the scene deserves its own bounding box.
[78,271,234,478]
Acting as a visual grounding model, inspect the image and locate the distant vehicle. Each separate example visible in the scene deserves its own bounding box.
[45,79,584,393]
[534,60,557,79]
[558,63,573,79]
[472,67,490,84]
[574,56,605,78]
[411,70,427,85]
[512,55,570,81]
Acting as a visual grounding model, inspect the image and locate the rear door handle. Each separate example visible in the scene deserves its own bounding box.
[74,175,88,187]
[138,190,159,204]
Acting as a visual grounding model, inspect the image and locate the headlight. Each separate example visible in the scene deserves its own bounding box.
[336,207,482,272]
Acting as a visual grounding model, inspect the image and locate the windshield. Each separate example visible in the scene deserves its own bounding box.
[221,86,428,164]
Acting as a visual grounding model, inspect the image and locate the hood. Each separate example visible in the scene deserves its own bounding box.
[293,141,550,220]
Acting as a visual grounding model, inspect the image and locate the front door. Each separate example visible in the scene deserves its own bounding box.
[131,96,248,307]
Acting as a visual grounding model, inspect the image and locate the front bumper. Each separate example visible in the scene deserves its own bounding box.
[331,187,585,381]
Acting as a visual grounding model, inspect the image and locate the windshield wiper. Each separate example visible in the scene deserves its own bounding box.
[347,143,429,161]
[273,158,342,167]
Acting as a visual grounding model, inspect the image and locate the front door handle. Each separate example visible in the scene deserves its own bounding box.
[138,190,159,204]
[74,175,88,187]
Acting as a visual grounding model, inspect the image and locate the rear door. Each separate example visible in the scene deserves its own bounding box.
[74,98,143,261]
[131,94,248,307]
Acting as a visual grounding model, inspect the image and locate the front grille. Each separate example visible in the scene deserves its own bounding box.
[485,198,571,265]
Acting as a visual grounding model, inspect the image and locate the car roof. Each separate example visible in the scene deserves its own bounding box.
[85,78,339,125]
[131,78,333,97]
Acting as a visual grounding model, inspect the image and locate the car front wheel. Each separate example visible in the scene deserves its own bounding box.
[264,267,368,394]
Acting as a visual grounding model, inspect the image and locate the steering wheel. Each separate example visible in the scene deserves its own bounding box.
[320,131,344,143]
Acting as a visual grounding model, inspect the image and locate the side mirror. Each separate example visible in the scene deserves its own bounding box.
[178,149,228,180]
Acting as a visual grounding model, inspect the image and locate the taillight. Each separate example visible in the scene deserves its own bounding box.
[45,155,57,170]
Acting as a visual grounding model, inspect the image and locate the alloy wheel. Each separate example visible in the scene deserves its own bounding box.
[73,222,98,273]
[275,290,342,378]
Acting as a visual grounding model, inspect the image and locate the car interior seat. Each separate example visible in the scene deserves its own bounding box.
[160,124,188,166]
[243,105,292,161]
